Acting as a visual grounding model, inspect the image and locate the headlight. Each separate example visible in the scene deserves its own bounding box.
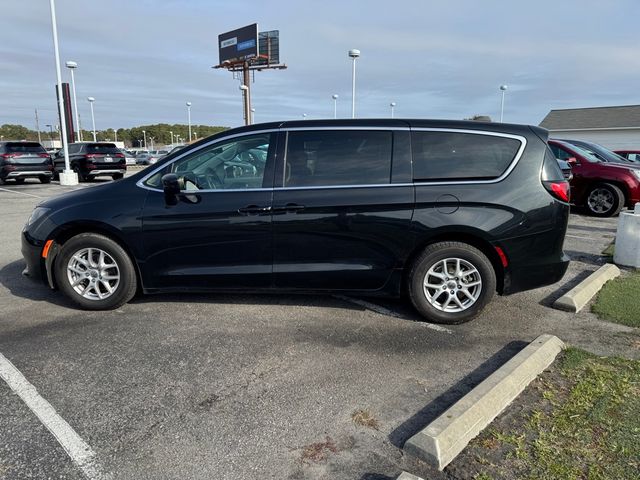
[26,206,50,226]
[630,169,640,182]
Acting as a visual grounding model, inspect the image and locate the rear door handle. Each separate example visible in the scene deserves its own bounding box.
[273,203,306,213]
[238,205,272,215]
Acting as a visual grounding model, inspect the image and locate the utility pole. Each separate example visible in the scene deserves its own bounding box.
[35,109,42,143]
[242,62,252,125]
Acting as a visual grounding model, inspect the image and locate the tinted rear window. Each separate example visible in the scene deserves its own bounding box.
[284,130,392,187]
[86,143,120,154]
[5,142,46,154]
[411,131,521,181]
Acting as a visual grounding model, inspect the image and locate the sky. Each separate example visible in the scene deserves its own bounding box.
[1,0,639,131]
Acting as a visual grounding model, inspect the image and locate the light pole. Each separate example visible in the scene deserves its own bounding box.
[250,108,255,124]
[302,113,307,120]
[45,124,54,143]
[65,61,81,142]
[87,96,96,141]
[332,94,338,119]
[499,84,508,122]
[142,130,147,149]
[186,102,192,142]
[170,130,174,145]
[150,137,155,150]
[390,102,396,119]
[193,131,197,141]
[48,0,76,184]
[348,49,360,119]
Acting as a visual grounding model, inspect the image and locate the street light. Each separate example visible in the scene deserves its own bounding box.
[302,113,307,120]
[499,84,508,122]
[45,124,54,143]
[170,130,174,145]
[186,102,192,142]
[65,60,81,142]
[193,131,197,141]
[48,0,76,184]
[348,49,360,119]
[142,130,147,149]
[390,102,396,119]
[332,94,338,119]
[87,96,96,141]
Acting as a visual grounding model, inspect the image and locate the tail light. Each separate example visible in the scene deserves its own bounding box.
[115,153,125,158]
[85,154,99,159]
[543,181,571,202]
[38,153,51,158]
[1,153,19,160]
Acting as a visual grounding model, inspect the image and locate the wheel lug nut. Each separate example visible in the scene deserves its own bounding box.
[450,290,454,294]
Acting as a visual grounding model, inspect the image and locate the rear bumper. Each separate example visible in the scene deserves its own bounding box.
[1,169,53,180]
[503,253,570,295]
[87,169,126,177]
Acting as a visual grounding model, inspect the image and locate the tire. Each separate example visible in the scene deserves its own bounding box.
[112,173,124,180]
[14,178,25,184]
[39,175,51,184]
[586,183,624,217]
[408,242,496,325]
[52,170,59,181]
[54,233,137,310]
[0,177,5,185]
[73,166,86,183]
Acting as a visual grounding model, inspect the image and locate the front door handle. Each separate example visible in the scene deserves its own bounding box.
[238,205,271,215]
[273,203,306,213]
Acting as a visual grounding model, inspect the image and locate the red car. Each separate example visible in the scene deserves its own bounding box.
[614,150,640,163]
[548,139,640,217]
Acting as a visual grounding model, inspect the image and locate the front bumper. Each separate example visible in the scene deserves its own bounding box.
[21,231,46,284]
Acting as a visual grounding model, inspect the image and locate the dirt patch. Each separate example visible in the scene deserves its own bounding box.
[352,409,380,430]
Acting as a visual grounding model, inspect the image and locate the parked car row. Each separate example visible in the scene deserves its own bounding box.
[550,139,640,217]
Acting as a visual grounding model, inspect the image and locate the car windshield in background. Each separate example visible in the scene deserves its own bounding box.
[567,141,629,163]
[87,143,120,154]
[6,142,46,153]
[571,144,602,163]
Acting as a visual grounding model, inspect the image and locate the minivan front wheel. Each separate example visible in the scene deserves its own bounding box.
[408,242,496,324]
[55,233,137,310]
[586,183,624,217]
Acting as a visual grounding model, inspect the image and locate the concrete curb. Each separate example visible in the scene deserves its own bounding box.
[554,263,620,313]
[403,334,564,471]
[397,473,425,480]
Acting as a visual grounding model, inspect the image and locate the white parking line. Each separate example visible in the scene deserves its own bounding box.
[0,187,43,198]
[0,353,110,480]
[333,295,453,334]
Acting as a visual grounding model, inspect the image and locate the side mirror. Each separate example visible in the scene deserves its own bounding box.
[162,173,180,205]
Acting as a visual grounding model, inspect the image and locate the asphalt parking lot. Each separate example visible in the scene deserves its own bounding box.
[0,177,638,480]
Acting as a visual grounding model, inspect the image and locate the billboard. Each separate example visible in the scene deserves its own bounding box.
[218,23,258,64]
[256,30,280,66]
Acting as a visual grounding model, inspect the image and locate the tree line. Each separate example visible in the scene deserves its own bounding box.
[0,123,229,147]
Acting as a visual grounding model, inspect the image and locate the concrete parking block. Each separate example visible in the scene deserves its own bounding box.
[403,334,564,470]
[397,472,425,480]
[553,263,620,313]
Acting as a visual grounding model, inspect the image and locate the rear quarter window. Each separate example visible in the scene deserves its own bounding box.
[411,131,522,181]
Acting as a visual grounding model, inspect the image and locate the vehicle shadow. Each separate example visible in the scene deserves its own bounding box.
[387,341,527,449]
[0,259,75,308]
[538,268,594,307]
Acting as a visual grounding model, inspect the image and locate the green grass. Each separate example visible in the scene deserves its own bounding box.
[465,348,640,480]
[602,242,615,258]
[592,272,640,328]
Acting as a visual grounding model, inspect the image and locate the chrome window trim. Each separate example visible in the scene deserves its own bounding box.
[410,128,527,185]
[135,128,280,193]
[136,126,527,192]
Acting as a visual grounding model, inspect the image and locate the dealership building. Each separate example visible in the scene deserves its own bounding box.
[539,104,640,149]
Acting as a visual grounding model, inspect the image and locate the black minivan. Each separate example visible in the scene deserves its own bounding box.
[22,120,570,324]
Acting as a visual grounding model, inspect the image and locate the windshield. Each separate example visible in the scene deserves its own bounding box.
[571,141,629,163]
[570,144,602,163]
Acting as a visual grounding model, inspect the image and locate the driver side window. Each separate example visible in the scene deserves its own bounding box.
[144,133,274,191]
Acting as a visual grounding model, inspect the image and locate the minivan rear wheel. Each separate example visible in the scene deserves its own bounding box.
[408,242,496,324]
[55,233,137,310]
[586,183,624,217]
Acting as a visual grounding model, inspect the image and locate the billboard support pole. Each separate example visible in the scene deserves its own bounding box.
[242,62,252,126]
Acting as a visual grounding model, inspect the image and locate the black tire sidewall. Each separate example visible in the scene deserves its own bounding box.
[409,243,496,324]
[55,234,136,310]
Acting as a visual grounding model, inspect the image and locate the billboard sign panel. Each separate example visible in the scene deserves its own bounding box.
[218,23,258,64]
[255,30,280,66]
